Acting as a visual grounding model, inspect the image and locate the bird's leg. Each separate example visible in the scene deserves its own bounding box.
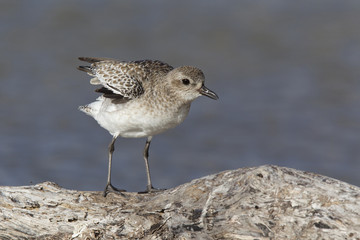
[144,136,153,191]
[139,136,164,194]
[103,136,126,197]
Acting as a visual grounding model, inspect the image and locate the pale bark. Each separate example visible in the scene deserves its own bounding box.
[0,165,359,239]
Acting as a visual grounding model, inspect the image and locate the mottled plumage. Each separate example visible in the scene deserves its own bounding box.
[78,57,218,196]
[78,57,173,100]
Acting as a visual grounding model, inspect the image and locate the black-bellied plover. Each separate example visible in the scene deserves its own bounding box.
[78,57,218,196]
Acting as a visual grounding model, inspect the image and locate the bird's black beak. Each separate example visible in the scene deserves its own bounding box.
[199,85,219,100]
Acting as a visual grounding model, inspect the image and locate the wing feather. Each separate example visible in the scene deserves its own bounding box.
[78,57,173,100]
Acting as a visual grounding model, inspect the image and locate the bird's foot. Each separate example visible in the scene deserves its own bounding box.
[138,185,165,194]
[103,183,126,197]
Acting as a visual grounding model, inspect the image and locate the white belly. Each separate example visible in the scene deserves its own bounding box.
[86,97,191,138]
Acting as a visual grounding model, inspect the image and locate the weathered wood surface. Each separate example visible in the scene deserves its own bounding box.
[0,165,359,239]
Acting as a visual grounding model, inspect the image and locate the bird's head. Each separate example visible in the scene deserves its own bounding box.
[166,66,218,102]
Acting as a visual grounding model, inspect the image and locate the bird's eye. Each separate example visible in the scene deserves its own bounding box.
[182,79,190,85]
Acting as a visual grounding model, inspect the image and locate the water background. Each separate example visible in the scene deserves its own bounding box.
[1,1,360,191]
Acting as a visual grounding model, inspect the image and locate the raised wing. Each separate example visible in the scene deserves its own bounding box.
[78,57,173,100]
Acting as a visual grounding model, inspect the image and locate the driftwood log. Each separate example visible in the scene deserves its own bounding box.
[0,165,359,239]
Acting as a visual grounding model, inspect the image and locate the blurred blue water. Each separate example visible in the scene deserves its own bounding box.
[0,1,359,191]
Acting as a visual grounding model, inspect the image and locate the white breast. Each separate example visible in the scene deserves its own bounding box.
[89,97,191,138]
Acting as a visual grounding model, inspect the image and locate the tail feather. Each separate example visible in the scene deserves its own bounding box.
[79,105,92,114]
[78,57,117,63]
[77,65,92,73]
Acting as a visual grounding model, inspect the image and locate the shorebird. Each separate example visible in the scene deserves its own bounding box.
[78,57,218,196]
